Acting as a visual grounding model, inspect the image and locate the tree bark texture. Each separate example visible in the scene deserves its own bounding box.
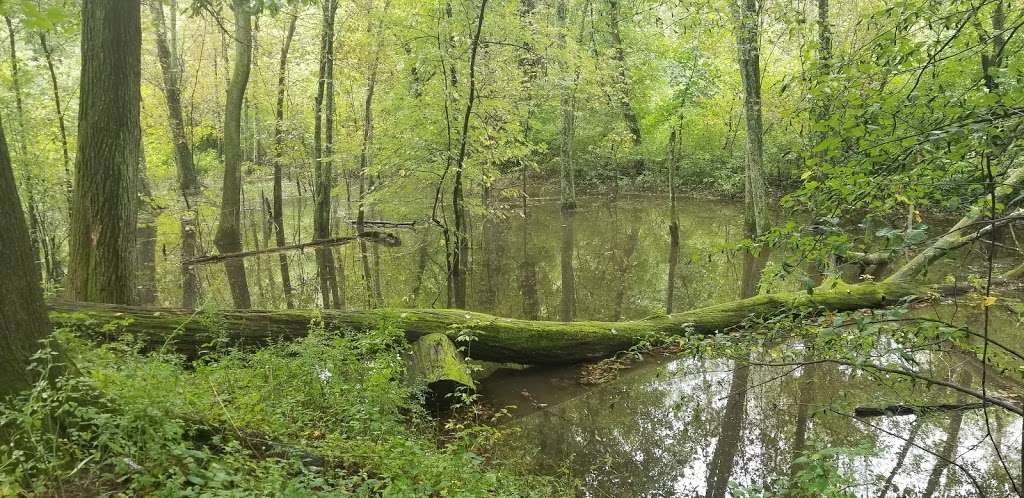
[213,0,253,309]
[69,0,141,305]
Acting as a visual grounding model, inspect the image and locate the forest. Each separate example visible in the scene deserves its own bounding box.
[1,0,1023,496]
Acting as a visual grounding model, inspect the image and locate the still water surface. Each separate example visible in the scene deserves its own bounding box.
[185,194,1022,496]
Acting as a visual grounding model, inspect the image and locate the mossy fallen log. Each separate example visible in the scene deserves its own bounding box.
[50,281,957,365]
[405,333,475,406]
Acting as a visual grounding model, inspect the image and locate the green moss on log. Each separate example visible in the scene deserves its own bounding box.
[49,281,942,365]
[406,333,475,404]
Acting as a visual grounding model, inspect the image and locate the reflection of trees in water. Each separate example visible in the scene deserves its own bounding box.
[499,351,1020,497]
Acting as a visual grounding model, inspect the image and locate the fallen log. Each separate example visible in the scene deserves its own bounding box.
[50,280,961,365]
[182,231,401,267]
[405,333,475,407]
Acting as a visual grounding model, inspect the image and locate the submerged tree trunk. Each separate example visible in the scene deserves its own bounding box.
[68,0,141,305]
[313,0,342,309]
[707,4,771,493]
[451,0,489,309]
[214,0,253,309]
[0,117,67,399]
[356,1,391,308]
[272,12,298,309]
[149,0,203,308]
[666,129,680,314]
[559,207,577,322]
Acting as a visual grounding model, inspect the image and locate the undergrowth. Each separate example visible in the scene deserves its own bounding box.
[0,317,572,497]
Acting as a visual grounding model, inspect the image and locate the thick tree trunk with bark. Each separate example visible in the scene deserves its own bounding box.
[0,117,66,399]
[68,0,141,305]
[214,0,253,309]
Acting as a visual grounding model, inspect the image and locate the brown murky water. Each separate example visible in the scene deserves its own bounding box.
[171,194,1023,496]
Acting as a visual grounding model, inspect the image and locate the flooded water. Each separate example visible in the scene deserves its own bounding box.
[164,194,1023,496]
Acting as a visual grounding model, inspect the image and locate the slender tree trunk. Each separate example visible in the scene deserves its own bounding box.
[4,16,47,282]
[136,147,158,305]
[68,0,141,305]
[214,0,253,309]
[666,129,680,313]
[451,0,489,309]
[149,0,203,307]
[37,33,73,212]
[272,11,298,309]
[606,0,643,175]
[0,117,68,399]
[357,1,390,308]
[559,207,576,322]
[734,0,770,300]
[706,3,770,493]
[313,0,342,309]
[557,0,577,210]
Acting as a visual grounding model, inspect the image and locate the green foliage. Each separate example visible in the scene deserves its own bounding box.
[0,324,571,497]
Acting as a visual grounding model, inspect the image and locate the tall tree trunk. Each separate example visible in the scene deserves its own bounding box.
[734,0,770,299]
[706,2,770,493]
[313,0,342,309]
[37,32,73,212]
[149,0,203,307]
[69,0,141,305]
[451,0,489,309]
[0,117,68,399]
[136,147,158,305]
[666,129,680,313]
[556,0,577,210]
[606,0,642,175]
[272,11,298,309]
[214,0,253,309]
[4,16,47,282]
[357,1,390,308]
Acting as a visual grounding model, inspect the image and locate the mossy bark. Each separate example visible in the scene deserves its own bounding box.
[51,280,939,365]
[406,333,475,404]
